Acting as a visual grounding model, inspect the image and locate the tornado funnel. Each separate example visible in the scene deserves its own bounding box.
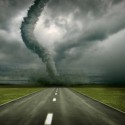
[20,0,58,78]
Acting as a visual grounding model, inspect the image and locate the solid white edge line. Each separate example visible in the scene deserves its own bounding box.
[0,89,44,107]
[53,98,56,102]
[72,89,125,114]
[44,113,53,125]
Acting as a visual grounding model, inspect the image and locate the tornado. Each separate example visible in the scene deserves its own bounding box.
[20,0,58,78]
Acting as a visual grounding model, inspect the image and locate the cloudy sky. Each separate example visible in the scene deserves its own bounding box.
[0,0,125,83]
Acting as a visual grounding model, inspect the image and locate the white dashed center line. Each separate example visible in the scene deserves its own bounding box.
[56,88,58,93]
[55,93,57,95]
[53,98,56,102]
[44,113,53,125]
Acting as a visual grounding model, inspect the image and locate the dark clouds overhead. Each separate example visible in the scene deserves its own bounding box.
[0,37,43,68]
[0,0,33,29]
[48,0,115,16]
[0,0,125,83]
[53,0,125,62]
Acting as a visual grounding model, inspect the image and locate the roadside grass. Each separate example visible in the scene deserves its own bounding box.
[72,87,125,112]
[0,87,43,105]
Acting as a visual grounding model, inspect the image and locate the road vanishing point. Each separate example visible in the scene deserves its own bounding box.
[0,88,125,125]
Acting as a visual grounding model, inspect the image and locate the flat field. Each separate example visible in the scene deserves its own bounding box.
[73,87,125,112]
[0,86,43,104]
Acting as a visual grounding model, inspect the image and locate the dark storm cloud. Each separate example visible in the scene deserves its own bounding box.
[43,0,125,83]
[0,0,125,83]
[59,29,125,83]
[112,0,123,4]
[0,0,42,68]
[0,0,33,29]
[48,0,111,16]
[47,0,124,22]
[0,36,42,68]
[53,0,125,63]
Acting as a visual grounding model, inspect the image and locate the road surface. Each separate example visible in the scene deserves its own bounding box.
[0,88,125,125]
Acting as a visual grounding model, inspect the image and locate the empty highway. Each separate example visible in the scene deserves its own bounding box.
[0,88,125,125]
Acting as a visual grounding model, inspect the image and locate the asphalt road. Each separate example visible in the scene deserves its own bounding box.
[0,88,125,125]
